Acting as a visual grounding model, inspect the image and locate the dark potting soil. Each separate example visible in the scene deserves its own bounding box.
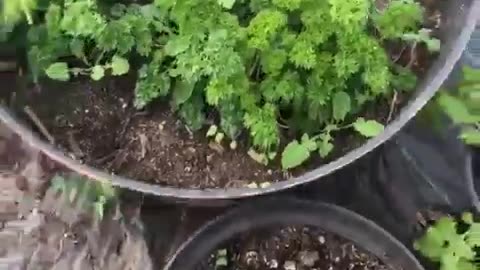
[202,226,396,270]
[24,77,287,189]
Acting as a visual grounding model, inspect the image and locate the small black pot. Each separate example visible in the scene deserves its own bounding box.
[164,198,425,270]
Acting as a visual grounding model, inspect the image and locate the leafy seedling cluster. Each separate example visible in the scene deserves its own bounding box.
[437,67,480,146]
[415,213,480,270]
[50,174,117,221]
[5,0,440,170]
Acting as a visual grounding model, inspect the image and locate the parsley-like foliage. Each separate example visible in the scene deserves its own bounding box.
[22,0,435,170]
[437,67,480,146]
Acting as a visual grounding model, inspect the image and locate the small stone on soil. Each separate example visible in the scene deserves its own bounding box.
[284,260,296,270]
[298,250,320,267]
[246,182,259,189]
[268,259,278,268]
[260,182,271,188]
[246,251,259,266]
[318,236,326,244]
[208,142,224,154]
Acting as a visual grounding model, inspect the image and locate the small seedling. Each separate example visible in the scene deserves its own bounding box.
[437,67,480,146]
[45,56,130,82]
[415,213,480,270]
[50,174,117,222]
[215,249,228,269]
[402,28,441,52]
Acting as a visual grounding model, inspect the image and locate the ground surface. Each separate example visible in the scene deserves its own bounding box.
[0,122,152,270]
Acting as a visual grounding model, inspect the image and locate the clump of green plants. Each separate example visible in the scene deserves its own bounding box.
[415,213,480,270]
[437,67,480,146]
[2,0,38,25]
[50,174,117,221]
[23,0,439,170]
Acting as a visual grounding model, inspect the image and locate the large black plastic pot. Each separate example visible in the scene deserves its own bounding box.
[0,0,479,201]
[164,198,425,270]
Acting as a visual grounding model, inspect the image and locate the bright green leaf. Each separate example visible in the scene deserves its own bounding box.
[164,36,190,56]
[217,0,236,9]
[51,175,66,193]
[110,56,130,76]
[2,0,37,24]
[45,62,70,81]
[91,65,105,81]
[332,91,351,121]
[70,39,85,59]
[318,141,333,158]
[462,212,474,224]
[461,129,480,146]
[301,134,318,151]
[465,223,480,248]
[281,140,311,170]
[353,118,384,138]
[437,93,477,124]
[425,38,441,52]
[463,67,480,83]
[93,196,107,220]
[98,181,116,200]
[173,80,195,106]
[318,134,334,158]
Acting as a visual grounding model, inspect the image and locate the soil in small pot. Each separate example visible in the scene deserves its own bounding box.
[200,226,396,270]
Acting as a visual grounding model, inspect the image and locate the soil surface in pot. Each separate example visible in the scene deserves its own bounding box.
[17,76,284,188]
[202,226,396,270]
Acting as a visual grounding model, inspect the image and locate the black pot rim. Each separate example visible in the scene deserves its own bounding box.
[164,198,425,270]
[1,1,479,201]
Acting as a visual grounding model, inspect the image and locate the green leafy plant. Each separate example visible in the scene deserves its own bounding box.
[402,28,441,52]
[415,213,480,270]
[437,67,480,146]
[28,0,158,82]
[50,174,117,221]
[2,0,38,25]
[25,0,436,170]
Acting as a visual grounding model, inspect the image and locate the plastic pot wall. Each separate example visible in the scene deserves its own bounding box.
[0,0,479,202]
[164,198,425,270]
